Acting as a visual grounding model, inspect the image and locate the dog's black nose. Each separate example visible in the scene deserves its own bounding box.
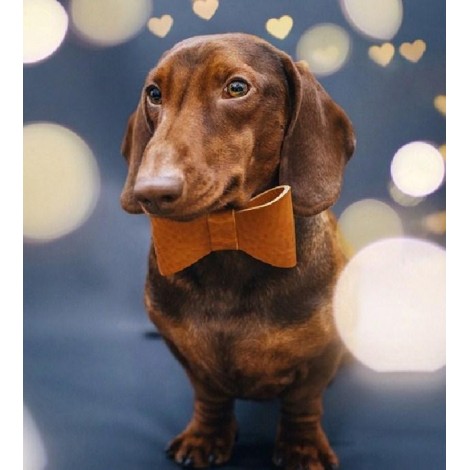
[134,176,184,213]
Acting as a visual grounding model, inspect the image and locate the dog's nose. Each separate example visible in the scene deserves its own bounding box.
[134,176,184,213]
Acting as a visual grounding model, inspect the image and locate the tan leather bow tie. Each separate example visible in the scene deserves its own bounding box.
[149,185,297,276]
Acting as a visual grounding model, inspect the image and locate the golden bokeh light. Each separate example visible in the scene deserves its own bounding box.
[338,199,403,257]
[340,0,403,40]
[368,43,395,67]
[148,15,174,38]
[266,15,294,40]
[399,39,426,63]
[422,212,446,235]
[296,24,351,76]
[192,0,219,20]
[439,144,446,160]
[23,0,68,64]
[69,0,152,46]
[24,123,100,242]
[334,238,446,372]
[434,95,446,116]
[391,141,445,197]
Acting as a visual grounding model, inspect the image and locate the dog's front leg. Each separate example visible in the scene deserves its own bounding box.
[274,395,338,470]
[166,391,237,468]
[273,343,342,470]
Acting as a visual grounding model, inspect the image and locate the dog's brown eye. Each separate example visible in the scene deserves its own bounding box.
[146,85,162,105]
[224,80,249,98]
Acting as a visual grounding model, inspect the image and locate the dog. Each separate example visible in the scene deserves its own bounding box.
[121,33,355,470]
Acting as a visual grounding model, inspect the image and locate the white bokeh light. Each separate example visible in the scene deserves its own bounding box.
[391,141,445,197]
[334,238,446,372]
[388,181,425,207]
[340,0,403,40]
[24,123,100,242]
[23,0,69,64]
[338,199,403,256]
[296,24,351,76]
[70,0,152,46]
[24,405,47,470]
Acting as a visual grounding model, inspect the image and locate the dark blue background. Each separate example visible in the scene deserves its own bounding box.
[24,1,445,469]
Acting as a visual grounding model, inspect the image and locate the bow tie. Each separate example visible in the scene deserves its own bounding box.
[149,185,297,276]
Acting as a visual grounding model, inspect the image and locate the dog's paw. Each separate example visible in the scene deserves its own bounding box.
[165,421,237,468]
[273,442,339,470]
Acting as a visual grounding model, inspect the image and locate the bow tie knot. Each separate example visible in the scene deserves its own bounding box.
[150,185,297,276]
[207,210,239,251]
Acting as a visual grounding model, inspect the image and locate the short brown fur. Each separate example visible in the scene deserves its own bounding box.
[121,33,355,470]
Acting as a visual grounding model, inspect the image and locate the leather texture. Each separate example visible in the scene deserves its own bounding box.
[150,185,297,276]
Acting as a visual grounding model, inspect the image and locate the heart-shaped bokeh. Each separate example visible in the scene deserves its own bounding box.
[266,15,293,40]
[368,43,395,66]
[192,0,219,20]
[147,15,173,38]
[399,39,426,62]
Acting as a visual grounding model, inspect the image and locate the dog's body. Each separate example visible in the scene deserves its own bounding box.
[121,34,355,470]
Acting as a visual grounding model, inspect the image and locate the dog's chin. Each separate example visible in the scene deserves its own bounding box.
[147,192,250,222]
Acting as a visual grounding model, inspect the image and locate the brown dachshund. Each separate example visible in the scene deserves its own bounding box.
[121,33,355,470]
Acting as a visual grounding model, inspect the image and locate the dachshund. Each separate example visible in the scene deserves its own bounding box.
[121,33,355,470]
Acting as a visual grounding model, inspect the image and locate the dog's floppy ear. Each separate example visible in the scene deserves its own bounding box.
[279,59,355,216]
[120,98,152,214]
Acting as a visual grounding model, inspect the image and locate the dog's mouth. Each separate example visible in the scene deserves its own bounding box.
[222,176,241,198]
[144,176,250,222]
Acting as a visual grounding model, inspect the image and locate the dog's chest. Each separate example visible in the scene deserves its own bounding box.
[154,309,333,399]
[148,246,337,398]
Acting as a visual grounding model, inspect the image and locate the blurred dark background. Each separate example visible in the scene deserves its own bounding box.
[24,1,445,469]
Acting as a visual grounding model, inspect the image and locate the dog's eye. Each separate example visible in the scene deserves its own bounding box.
[146,85,162,105]
[224,80,249,98]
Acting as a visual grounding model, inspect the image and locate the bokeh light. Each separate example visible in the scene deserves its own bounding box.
[388,181,424,207]
[192,0,219,20]
[399,39,426,62]
[340,0,403,40]
[439,144,446,160]
[147,15,174,38]
[296,24,351,76]
[23,0,68,64]
[69,0,152,46]
[368,43,395,67]
[338,199,403,256]
[24,405,47,470]
[334,238,446,372]
[24,123,100,242]
[422,211,446,235]
[391,141,445,197]
[434,95,446,116]
[266,15,294,40]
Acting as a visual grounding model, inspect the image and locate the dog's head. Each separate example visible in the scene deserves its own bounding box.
[121,33,355,219]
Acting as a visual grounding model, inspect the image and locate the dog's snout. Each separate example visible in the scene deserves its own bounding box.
[134,176,184,213]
